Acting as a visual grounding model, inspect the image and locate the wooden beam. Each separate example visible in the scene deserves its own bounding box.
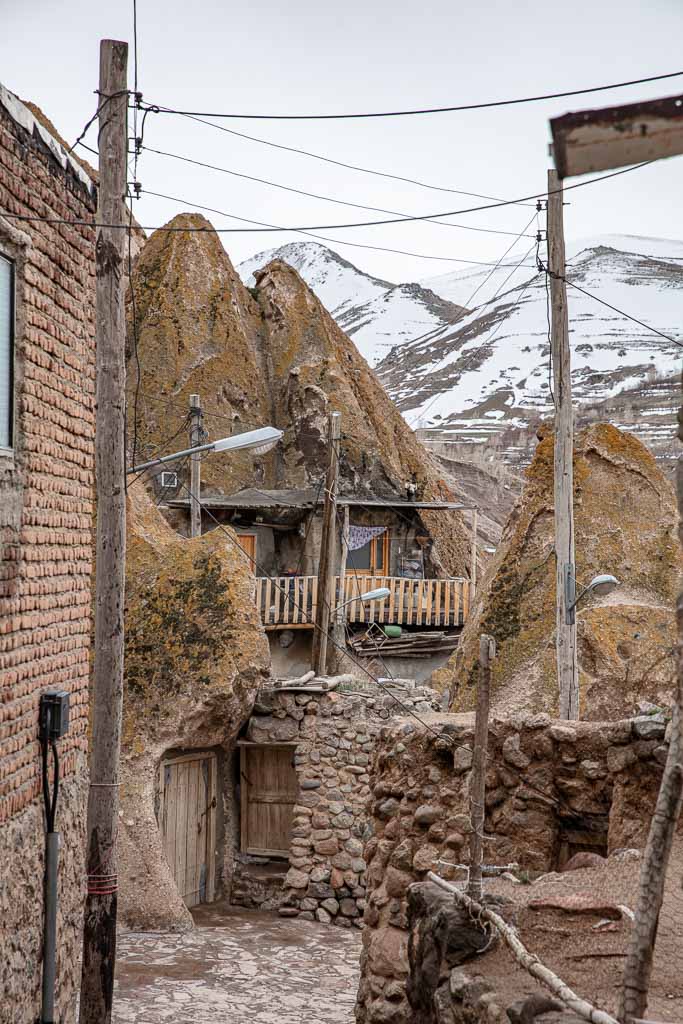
[551,93,683,178]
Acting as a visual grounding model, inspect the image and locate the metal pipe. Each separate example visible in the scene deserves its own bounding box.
[41,831,60,1022]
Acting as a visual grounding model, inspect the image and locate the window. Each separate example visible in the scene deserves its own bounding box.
[0,255,13,452]
[347,528,389,575]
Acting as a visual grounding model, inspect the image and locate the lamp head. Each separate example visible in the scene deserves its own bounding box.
[213,426,283,455]
[587,573,619,597]
[360,587,391,602]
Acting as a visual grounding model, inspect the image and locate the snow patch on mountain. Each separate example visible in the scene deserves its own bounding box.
[238,241,466,368]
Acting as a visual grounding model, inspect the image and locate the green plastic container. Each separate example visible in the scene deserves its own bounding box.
[382,625,403,639]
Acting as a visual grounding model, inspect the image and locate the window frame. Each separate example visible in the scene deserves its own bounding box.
[347,529,390,576]
[0,251,15,457]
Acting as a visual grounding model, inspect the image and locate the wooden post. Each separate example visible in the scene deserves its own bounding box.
[547,168,578,720]
[189,393,202,538]
[330,503,350,672]
[311,411,341,675]
[80,39,128,1024]
[619,457,683,1022]
[468,634,494,901]
[470,508,478,591]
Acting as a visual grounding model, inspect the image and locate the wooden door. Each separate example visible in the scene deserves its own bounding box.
[239,744,298,857]
[159,751,217,908]
[236,533,257,569]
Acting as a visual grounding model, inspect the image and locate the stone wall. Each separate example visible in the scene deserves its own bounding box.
[234,685,440,927]
[0,86,96,1020]
[356,710,672,1024]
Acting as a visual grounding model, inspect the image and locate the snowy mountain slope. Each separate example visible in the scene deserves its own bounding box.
[238,241,467,368]
[238,236,682,465]
[378,239,683,454]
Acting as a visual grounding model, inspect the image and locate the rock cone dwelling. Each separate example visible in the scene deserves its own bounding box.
[128,215,476,664]
[434,422,680,719]
[120,214,477,923]
[0,85,96,1018]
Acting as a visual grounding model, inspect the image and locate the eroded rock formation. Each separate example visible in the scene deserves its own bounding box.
[126,216,471,576]
[433,423,679,718]
[118,483,270,930]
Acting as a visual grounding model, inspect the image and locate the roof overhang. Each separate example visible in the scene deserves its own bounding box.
[550,93,683,178]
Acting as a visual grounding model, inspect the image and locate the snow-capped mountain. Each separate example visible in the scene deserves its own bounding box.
[238,236,682,465]
[238,241,467,368]
[381,236,683,436]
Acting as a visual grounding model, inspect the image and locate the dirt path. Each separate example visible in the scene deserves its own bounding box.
[113,904,362,1024]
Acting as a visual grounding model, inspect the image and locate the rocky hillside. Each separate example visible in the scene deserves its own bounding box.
[381,237,683,448]
[239,241,468,369]
[239,237,682,469]
[128,216,473,577]
[432,423,680,720]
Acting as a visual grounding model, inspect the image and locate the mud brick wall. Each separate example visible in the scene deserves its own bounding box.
[356,711,671,1024]
[0,88,96,1020]
[236,686,440,928]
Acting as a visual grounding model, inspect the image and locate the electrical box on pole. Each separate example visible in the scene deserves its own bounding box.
[547,168,578,720]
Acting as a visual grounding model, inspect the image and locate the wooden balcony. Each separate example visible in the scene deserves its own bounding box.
[255,575,473,630]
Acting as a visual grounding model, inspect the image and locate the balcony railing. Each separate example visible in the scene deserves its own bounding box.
[255,575,473,630]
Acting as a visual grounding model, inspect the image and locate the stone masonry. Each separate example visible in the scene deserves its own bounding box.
[0,84,96,1022]
[355,710,675,1024]
[235,685,440,928]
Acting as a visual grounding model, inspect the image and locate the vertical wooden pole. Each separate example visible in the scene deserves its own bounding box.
[547,169,578,720]
[619,454,683,1022]
[189,393,202,538]
[470,507,478,591]
[311,411,341,675]
[330,503,350,673]
[468,634,493,902]
[80,39,128,1024]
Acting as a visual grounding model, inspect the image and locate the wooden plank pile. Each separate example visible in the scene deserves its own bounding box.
[349,629,461,659]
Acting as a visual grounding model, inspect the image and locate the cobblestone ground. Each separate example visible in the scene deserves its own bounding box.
[113,903,362,1024]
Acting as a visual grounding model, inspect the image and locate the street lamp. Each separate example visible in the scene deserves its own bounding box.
[564,567,619,625]
[127,426,284,474]
[333,586,391,613]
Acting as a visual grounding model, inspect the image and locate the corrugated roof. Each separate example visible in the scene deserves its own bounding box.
[167,487,474,512]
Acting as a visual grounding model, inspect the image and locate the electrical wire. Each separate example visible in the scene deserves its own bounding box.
[159,111,536,207]
[142,146,536,240]
[140,70,683,120]
[68,89,130,154]
[141,188,537,268]
[0,159,655,235]
[538,258,682,348]
[411,217,540,425]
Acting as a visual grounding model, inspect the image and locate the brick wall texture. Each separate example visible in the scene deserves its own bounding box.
[0,94,96,1021]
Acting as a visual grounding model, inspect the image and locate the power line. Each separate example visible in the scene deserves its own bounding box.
[141,70,683,120]
[141,188,536,268]
[1,159,654,235]
[142,145,535,240]
[538,258,682,348]
[169,111,536,207]
[415,237,542,424]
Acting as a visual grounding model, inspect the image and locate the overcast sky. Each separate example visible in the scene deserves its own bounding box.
[2,0,683,283]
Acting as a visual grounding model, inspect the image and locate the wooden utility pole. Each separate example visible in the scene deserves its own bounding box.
[330,503,350,673]
[547,168,578,720]
[189,393,202,538]
[468,634,494,901]
[311,411,341,675]
[470,508,478,591]
[80,39,128,1024]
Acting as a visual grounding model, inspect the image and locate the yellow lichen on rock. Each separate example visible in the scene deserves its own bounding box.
[434,423,680,720]
[119,483,270,931]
